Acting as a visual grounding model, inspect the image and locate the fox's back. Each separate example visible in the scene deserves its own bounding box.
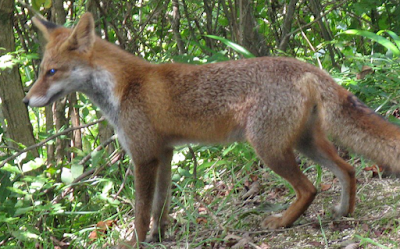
[130,57,333,143]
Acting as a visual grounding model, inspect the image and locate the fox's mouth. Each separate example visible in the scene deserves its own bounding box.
[46,89,66,105]
[25,89,66,107]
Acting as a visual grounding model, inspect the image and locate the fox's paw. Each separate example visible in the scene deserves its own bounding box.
[260,213,287,229]
[146,223,167,243]
[145,232,163,243]
[332,204,352,219]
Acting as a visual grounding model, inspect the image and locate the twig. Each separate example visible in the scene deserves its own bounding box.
[114,166,132,200]
[188,145,198,180]
[51,151,123,204]
[248,241,263,249]
[296,18,323,69]
[0,235,12,247]
[51,168,97,204]
[92,0,126,47]
[194,194,226,232]
[1,118,105,167]
[78,134,117,166]
[282,0,350,41]
[49,236,69,247]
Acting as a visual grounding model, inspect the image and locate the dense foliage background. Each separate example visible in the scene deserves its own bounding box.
[1,0,400,248]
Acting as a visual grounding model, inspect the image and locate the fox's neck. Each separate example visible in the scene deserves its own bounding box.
[81,69,120,126]
[82,40,150,127]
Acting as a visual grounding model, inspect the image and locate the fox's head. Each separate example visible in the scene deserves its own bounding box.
[23,13,96,107]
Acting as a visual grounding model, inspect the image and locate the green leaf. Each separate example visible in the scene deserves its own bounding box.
[172,173,181,182]
[356,235,391,249]
[44,0,52,9]
[379,30,400,51]
[32,0,40,10]
[1,164,22,174]
[205,35,256,58]
[7,187,27,195]
[32,0,46,10]
[82,107,89,117]
[222,143,236,156]
[14,206,34,216]
[91,149,105,167]
[71,164,83,179]
[343,29,400,56]
[11,230,40,241]
[177,167,192,177]
[0,171,12,203]
[0,214,19,223]
[102,181,114,195]
[61,167,73,184]
[22,158,45,173]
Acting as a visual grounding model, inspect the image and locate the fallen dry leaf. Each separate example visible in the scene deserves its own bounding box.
[344,242,359,249]
[364,165,384,178]
[242,181,260,199]
[356,65,373,79]
[196,217,208,224]
[250,174,259,182]
[320,183,332,191]
[88,220,117,240]
[308,241,322,247]
[259,242,270,249]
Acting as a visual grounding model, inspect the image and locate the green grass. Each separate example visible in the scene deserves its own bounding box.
[101,145,400,248]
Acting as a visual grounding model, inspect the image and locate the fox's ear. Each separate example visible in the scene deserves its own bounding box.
[61,13,95,53]
[32,15,60,41]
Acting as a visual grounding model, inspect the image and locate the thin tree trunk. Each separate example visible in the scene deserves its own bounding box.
[170,0,186,55]
[203,0,215,50]
[182,0,200,46]
[308,0,339,67]
[278,0,298,52]
[96,111,115,155]
[267,0,281,46]
[227,0,239,42]
[0,0,38,156]
[51,0,69,163]
[52,0,66,23]
[45,106,55,164]
[219,0,237,41]
[68,93,82,158]
[238,0,269,56]
[53,98,69,163]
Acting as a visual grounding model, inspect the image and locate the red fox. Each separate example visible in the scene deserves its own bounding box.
[24,13,400,247]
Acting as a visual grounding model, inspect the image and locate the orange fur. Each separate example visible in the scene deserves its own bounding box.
[24,13,400,247]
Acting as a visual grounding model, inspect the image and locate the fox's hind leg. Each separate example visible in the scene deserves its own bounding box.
[296,124,356,217]
[250,143,317,228]
[147,147,173,242]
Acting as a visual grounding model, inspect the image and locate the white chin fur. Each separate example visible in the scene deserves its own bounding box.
[28,95,51,107]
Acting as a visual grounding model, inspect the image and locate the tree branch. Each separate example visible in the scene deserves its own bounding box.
[1,117,105,167]
[51,151,123,204]
[282,0,350,41]
[16,0,43,17]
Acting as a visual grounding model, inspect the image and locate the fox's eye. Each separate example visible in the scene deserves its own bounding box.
[47,68,57,76]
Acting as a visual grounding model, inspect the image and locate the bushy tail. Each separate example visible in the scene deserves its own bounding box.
[323,81,400,173]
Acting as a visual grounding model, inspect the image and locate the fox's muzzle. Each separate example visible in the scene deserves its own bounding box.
[23,97,30,106]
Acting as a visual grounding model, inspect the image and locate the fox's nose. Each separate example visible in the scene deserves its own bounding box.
[23,97,29,106]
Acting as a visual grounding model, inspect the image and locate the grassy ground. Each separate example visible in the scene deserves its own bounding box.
[97,147,400,249]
